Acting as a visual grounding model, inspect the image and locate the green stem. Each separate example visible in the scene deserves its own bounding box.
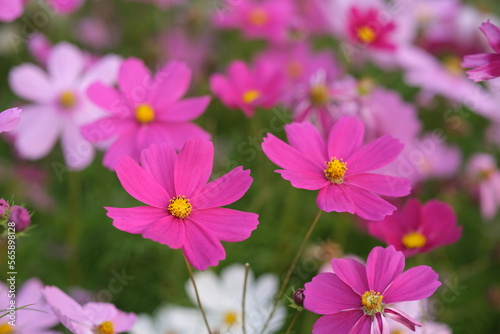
[242,263,250,334]
[67,171,81,283]
[285,311,301,334]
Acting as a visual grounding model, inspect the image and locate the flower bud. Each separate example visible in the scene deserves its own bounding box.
[293,288,305,307]
[0,199,9,218]
[9,206,30,232]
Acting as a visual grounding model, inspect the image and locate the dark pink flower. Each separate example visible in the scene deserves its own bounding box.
[304,246,441,334]
[105,139,259,270]
[347,6,397,51]
[8,205,31,232]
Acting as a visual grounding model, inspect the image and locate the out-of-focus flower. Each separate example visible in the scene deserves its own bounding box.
[262,117,410,220]
[82,58,210,170]
[0,199,9,219]
[346,6,397,51]
[467,153,500,219]
[186,264,286,333]
[0,278,60,333]
[75,17,119,50]
[130,306,203,334]
[27,33,52,66]
[46,0,85,14]
[367,198,462,256]
[8,205,31,232]
[462,20,500,82]
[9,42,121,170]
[0,0,26,22]
[43,285,136,334]
[387,300,452,334]
[106,139,259,270]
[304,246,441,333]
[210,60,284,117]
[0,107,21,133]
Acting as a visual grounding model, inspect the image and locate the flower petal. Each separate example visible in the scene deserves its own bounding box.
[347,185,397,221]
[103,131,138,170]
[285,122,327,169]
[383,266,441,303]
[140,144,177,197]
[0,108,21,133]
[462,53,500,68]
[350,314,373,334]
[344,173,410,197]
[48,43,85,87]
[465,60,500,82]
[327,116,365,160]
[366,246,405,293]
[142,215,186,249]
[118,58,152,105]
[61,120,95,170]
[106,206,166,234]
[311,310,365,334]
[372,313,389,334]
[316,184,355,214]
[158,96,210,122]
[384,308,421,331]
[331,258,368,295]
[480,20,500,54]
[80,54,122,88]
[160,123,211,149]
[148,60,192,110]
[182,220,225,270]
[9,64,53,103]
[81,117,135,143]
[87,82,130,116]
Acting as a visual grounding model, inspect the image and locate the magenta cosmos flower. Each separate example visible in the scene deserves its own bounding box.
[347,6,397,51]
[304,246,441,334]
[367,198,462,257]
[0,107,21,133]
[105,138,259,270]
[462,20,500,82]
[43,286,136,334]
[261,116,410,220]
[82,57,210,170]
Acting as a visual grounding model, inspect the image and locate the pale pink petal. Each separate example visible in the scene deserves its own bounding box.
[182,220,225,270]
[158,96,210,122]
[115,155,170,208]
[9,64,54,103]
[278,169,330,190]
[344,173,411,197]
[140,144,177,197]
[327,116,365,160]
[384,308,421,331]
[304,273,361,314]
[0,108,21,133]
[17,278,58,329]
[189,208,258,242]
[48,43,85,87]
[81,117,135,143]
[106,206,166,234]
[316,184,355,214]
[479,182,497,219]
[383,266,441,303]
[83,302,118,325]
[331,258,368,295]
[86,82,130,116]
[148,60,192,110]
[118,58,152,105]
[103,131,138,170]
[285,122,327,168]
[0,0,23,21]
[366,246,405,293]
[43,286,86,329]
[80,54,122,88]
[61,121,95,170]
[160,123,211,149]
[142,215,186,249]
[311,310,365,334]
[112,311,137,332]
[192,166,252,209]
[174,139,214,198]
[347,185,397,221]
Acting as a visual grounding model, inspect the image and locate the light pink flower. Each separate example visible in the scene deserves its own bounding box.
[82,58,210,170]
[27,33,52,66]
[0,0,27,22]
[367,198,462,256]
[467,153,500,219]
[0,278,59,334]
[304,246,441,334]
[0,107,21,133]
[43,286,136,334]
[262,116,410,220]
[105,139,259,270]
[210,59,284,117]
[387,300,452,334]
[9,42,121,170]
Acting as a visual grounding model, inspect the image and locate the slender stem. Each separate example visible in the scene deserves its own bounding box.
[284,311,301,334]
[242,263,250,334]
[260,209,323,334]
[183,254,212,334]
[68,171,81,283]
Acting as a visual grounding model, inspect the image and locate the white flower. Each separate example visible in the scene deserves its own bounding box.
[130,306,204,334]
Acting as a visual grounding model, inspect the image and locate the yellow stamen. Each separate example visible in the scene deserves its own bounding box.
[223,311,238,326]
[59,91,77,109]
[391,330,404,334]
[310,85,330,105]
[325,158,347,183]
[95,321,114,334]
[357,26,376,43]
[402,232,427,249]
[242,90,261,104]
[135,104,155,124]
[248,8,269,26]
[168,195,192,219]
[0,323,13,334]
[361,290,384,315]
[443,56,463,76]
[287,61,303,79]
[478,169,495,181]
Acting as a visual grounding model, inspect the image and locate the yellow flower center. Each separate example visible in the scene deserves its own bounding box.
[95,321,114,334]
[402,232,427,249]
[248,8,269,26]
[135,104,155,124]
[443,56,463,76]
[357,26,376,43]
[168,195,192,219]
[287,61,303,79]
[310,84,330,105]
[0,323,13,334]
[59,91,77,109]
[223,311,238,326]
[391,330,404,334]
[242,90,261,104]
[325,158,347,183]
[361,290,384,315]
[478,168,495,181]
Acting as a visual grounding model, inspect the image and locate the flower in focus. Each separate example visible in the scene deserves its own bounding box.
[43,285,136,334]
[106,139,259,270]
[462,20,500,82]
[82,57,210,170]
[0,278,59,333]
[367,198,462,257]
[467,153,500,219]
[130,306,203,334]
[304,246,441,333]
[8,205,31,232]
[9,42,121,170]
[262,116,411,220]
[0,107,21,133]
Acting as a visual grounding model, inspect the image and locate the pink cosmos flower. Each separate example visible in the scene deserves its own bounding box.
[0,278,59,334]
[27,33,53,66]
[467,153,500,219]
[0,0,27,22]
[9,42,121,170]
[462,20,500,82]
[304,246,441,334]
[105,139,259,270]
[346,6,397,51]
[0,107,21,133]
[46,0,85,14]
[210,60,284,117]
[43,286,136,334]
[367,198,462,257]
[261,116,411,220]
[81,58,210,170]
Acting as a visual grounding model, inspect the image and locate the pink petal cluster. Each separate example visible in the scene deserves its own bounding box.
[304,246,441,334]
[106,139,259,270]
[43,286,136,334]
[82,58,210,170]
[467,153,500,219]
[0,108,21,133]
[262,116,411,220]
[367,198,462,257]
